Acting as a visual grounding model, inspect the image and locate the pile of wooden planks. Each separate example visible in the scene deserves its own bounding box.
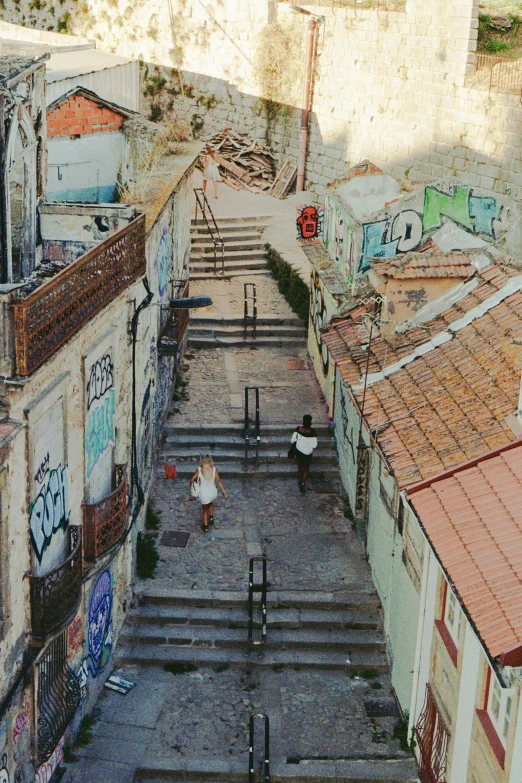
[199,129,296,197]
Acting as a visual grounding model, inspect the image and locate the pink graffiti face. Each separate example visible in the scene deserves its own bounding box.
[297,207,319,239]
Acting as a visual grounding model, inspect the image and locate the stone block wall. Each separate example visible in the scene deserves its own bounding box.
[4,0,522,203]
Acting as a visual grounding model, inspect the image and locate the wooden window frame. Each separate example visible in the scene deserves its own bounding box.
[435,580,459,667]
[476,665,513,770]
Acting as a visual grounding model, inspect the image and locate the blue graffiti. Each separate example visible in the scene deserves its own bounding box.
[85,389,115,478]
[156,227,170,298]
[469,196,501,235]
[360,220,400,271]
[77,571,113,701]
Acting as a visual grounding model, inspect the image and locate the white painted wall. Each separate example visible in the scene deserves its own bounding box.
[47,131,126,202]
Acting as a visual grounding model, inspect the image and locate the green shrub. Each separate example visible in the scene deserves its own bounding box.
[74,714,95,747]
[265,245,309,322]
[486,40,511,53]
[137,531,159,578]
[145,504,161,531]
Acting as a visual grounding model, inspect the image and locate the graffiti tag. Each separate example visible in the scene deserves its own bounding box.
[85,389,115,478]
[310,270,330,378]
[87,355,113,410]
[68,616,83,657]
[34,736,65,783]
[156,226,171,298]
[360,185,501,271]
[88,570,113,676]
[34,453,50,484]
[12,707,28,744]
[30,463,69,563]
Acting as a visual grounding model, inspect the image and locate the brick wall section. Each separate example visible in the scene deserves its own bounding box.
[47,94,124,138]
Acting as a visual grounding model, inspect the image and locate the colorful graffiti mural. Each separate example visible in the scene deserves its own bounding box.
[0,754,9,783]
[310,271,330,379]
[29,463,69,563]
[360,185,501,271]
[87,355,113,411]
[297,205,324,245]
[67,616,83,657]
[85,390,115,479]
[77,570,113,701]
[12,708,28,745]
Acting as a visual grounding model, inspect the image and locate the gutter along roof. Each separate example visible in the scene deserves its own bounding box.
[409,441,522,665]
[323,263,522,488]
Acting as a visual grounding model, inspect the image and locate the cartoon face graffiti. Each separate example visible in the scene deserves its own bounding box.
[297,205,324,244]
[297,206,319,239]
[87,570,113,675]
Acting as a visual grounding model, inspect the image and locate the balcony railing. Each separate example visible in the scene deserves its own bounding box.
[12,214,146,377]
[29,526,82,641]
[83,464,128,561]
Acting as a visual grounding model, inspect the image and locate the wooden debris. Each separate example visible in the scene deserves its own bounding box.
[199,129,293,196]
[268,159,298,199]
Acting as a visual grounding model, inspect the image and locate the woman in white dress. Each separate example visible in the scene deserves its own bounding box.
[190,454,228,532]
[202,145,221,199]
[290,414,318,493]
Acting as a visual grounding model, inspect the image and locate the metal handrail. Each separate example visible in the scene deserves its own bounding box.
[244,283,257,338]
[249,713,270,783]
[244,386,260,465]
[247,556,267,648]
[194,188,225,274]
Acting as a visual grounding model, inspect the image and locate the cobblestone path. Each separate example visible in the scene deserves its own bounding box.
[67,217,417,783]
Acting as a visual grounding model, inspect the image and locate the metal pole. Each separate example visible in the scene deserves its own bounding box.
[261,557,267,643]
[255,387,260,466]
[244,282,248,338]
[253,285,257,338]
[249,715,255,783]
[264,714,270,783]
[296,17,318,193]
[245,387,250,460]
[248,558,254,646]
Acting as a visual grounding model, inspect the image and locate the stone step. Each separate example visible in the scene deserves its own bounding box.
[115,642,388,671]
[188,324,306,337]
[192,231,263,242]
[163,432,333,447]
[192,216,272,226]
[158,447,337,463]
[192,240,266,253]
[187,335,307,348]
[190,270,271,280]
[190,315,303,327]
[157,461,340,479]
[191,249,267,263]
[162,425,333,438]
[136,758,419,783]
[126,604,381,631]
[119,622,385,652]
[136,588,380,612]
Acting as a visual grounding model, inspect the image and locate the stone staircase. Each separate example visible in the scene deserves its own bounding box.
[158,424,339,480]
[190,215,271,278]
[118,588,386,672]
[188,315,307,348]
[126,588,419,782]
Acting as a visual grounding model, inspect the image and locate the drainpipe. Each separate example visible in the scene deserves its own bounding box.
[296,16,318,193]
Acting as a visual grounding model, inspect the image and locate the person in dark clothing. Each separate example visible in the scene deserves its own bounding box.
[290,414,318,492]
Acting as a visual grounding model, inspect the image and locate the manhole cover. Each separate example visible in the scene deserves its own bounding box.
[161,531,190,548]
[310,479,337,494]
[286,359,306,370]
[363,698,399,718]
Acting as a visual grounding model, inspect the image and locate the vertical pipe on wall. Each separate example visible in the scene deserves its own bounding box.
[296,17,317,193]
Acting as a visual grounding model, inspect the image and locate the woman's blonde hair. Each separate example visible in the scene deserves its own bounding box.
[201,454,214,480]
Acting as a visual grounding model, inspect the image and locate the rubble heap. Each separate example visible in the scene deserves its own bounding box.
[199,129,277,193]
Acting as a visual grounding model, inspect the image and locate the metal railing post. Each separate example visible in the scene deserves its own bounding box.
[244,386,250,460]
[255,387,260,466]
[247,556,267,648]
[249,713,270,783]
[194,188,225,276]
[243,283,258,339]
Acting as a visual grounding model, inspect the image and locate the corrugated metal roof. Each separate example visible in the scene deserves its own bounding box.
[409,442,522,661]
[46,49,134,82]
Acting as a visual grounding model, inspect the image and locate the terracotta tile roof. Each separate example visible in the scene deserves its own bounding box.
[409,442,522,661]
[323,264,522,488]
[371,251,476,280]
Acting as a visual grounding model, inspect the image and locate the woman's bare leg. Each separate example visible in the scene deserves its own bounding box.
[214,182,219,198]
[203,179,207,194]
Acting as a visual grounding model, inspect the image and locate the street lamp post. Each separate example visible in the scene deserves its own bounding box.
[290,5,323,192]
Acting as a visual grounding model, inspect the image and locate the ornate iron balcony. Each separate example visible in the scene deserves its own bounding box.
[12,214,146,377]
[29,526,83,642]
[83,464,128,561]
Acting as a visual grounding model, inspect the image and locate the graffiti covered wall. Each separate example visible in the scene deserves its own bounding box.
[85,343,115,504]
[28,385,70,576]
